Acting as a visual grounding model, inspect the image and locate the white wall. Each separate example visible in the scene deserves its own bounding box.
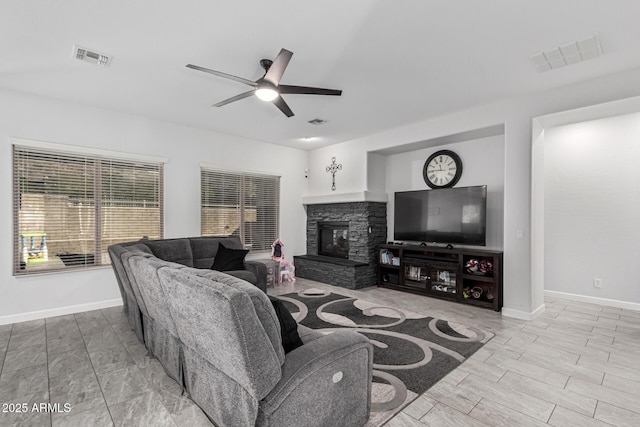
[306,66,640,317]
[307,142,367,196]
[544,112,640,304]
[385,135,505,249]
[0,88,308,324]
[366,152,386,193]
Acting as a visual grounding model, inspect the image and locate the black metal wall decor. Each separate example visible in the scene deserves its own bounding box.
[325,156,342,191]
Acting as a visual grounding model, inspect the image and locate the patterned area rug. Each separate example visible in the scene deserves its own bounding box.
[279,288,494,426]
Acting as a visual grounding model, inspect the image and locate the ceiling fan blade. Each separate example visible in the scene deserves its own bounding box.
[278,85,342,96]
[213,90,255,107]
[263,49,293,86]
[186,64,256,87]
[272,96,294,117]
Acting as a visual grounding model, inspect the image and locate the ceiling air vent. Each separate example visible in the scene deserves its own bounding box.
[529,34,602,73]
[73,45,112,67]
[308,118,327,125]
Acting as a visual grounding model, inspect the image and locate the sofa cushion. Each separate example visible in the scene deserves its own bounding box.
[126,243,154,254]
[142,238,194,267]
[211,243,249,272]
[108,245,152,342]
[120,250,156,317]
[225,270,258,285]
[126,256,189,388]
[128,255,184,336]
[297,324,323,345]
[183,268,285,365]
[190,236,244,269]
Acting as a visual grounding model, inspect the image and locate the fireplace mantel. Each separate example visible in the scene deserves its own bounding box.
[302,191,387,206]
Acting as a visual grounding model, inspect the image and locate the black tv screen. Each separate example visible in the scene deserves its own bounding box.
[394,186,487,246]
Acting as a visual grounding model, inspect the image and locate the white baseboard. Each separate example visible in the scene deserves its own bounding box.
[0,298,123,325]
[502,303,546,321]
[544,290,640,312]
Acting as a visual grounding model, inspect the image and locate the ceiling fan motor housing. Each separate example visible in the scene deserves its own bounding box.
[260,59,273,72]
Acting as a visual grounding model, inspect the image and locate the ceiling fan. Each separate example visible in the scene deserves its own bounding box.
[186,48,342,117]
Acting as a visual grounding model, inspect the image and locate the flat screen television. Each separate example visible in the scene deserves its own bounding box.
[394,185,487,246]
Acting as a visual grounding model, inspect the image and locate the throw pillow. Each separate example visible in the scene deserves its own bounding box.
[211,243,249,272]
[269,296,304,354]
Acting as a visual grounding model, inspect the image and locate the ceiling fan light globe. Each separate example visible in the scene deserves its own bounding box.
[255,87,278,102]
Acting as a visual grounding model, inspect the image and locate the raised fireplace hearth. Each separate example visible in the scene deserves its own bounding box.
[294,201,387,289]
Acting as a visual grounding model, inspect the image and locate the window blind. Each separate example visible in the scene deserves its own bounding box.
[13,145,164,275]
[201,168,279,252]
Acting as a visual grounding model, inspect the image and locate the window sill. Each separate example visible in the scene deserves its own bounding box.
[13,264,112,278]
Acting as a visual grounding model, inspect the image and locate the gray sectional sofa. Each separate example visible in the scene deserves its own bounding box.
[108,236,373,426]
[109,236,268,343]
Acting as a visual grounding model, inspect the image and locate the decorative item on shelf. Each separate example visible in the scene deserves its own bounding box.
[463,287,472,298]
[438,270,451,285]
[486,290,494,301]
[433,284,455,293]
[471,286,483,299]
[380,249,400,266]
[325,156,342,191]
[479,259,493,274]
[423,149,463,189]
[465,259,478,273]
[465,259,493,275]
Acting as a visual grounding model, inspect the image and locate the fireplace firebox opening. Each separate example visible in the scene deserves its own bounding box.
[318,222,349,259]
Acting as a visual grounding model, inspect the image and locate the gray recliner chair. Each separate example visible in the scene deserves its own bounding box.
[125,252,279,395]
[156,264,373,427]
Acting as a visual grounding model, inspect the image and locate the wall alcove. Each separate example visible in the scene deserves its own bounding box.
[532,95,640,310]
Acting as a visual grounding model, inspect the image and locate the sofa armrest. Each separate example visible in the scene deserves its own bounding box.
[257,330,373,427]
[244,260,267,293]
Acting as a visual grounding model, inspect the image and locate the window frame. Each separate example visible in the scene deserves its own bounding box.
[12,139,166,276]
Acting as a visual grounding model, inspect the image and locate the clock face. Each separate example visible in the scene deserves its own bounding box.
[423,150,463,188]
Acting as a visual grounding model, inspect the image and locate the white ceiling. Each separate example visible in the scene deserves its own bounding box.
[3,1,640,150]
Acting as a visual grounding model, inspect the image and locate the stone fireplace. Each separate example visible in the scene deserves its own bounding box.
[294,201,387,289]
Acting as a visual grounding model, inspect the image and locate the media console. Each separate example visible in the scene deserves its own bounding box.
[378,244,503,312]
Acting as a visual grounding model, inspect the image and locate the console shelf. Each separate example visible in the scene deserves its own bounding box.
[377,244,503,311]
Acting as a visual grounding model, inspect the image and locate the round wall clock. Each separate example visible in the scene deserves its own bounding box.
[423,150,463,188]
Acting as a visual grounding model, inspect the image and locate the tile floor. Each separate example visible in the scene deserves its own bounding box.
[1,278,640,426]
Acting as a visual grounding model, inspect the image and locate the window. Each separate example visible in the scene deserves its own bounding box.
[201,168,279,252]
[13,143,164,275]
